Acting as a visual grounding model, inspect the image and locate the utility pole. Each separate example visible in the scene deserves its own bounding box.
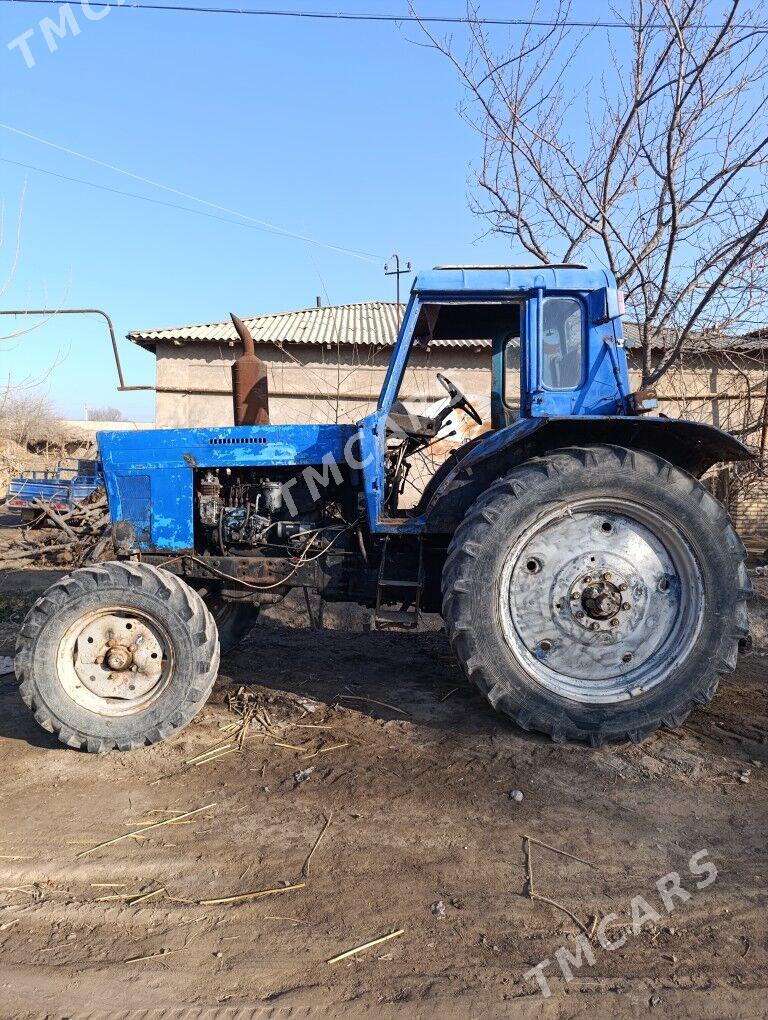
[384,253,412,309]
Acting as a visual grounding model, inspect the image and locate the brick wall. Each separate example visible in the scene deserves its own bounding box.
[725,469,768,549]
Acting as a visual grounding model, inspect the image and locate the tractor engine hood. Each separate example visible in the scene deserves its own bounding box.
[97,423,358,551]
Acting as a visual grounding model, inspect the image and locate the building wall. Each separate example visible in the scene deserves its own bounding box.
[730,482,768,548]
[62,419,154,434]
[154,342,501,428]
[154,340,761,433]
[629,358,767,436]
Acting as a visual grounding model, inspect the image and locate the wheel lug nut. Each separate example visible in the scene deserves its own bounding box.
[622,602,632,611]
[583,576,593,584]
[576,611,585,619]
[602,572,612,581]
[571,591,580,600]
[619,583,628,591]
[590,622,600,631]
[622,653,632,663]
[610,618,620,628]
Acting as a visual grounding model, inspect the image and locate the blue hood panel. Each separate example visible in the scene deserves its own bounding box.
[97,424,358,551]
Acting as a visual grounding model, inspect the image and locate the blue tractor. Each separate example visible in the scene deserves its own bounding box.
[15,265,753,751]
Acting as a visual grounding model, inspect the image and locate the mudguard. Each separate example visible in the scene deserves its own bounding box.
[423,415,753,534]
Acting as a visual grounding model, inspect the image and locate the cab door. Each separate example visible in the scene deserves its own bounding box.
[527,292,624,417]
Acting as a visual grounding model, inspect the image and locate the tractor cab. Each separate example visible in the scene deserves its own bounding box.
[370,265,634,523]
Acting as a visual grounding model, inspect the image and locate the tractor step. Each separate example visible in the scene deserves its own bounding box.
[372,608,421,630]
[371,536,425,631]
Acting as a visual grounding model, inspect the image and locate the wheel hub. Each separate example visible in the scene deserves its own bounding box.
[499,501,704,704]
[69,613,166,701]
[580,578,623,620]
[105,645,133,671]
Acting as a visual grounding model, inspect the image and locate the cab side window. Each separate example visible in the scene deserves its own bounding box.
[503,330,521,410]
[542,297,583,390]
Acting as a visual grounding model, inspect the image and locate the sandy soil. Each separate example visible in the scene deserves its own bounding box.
[0,566,766,1019]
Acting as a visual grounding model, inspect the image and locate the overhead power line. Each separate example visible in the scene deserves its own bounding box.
[1,1,764,31]
[0,121,384,263]
[0,155,343,240]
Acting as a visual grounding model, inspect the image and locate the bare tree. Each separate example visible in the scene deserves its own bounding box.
[0,391,61,447]
[87,406,123,421]
[417,0,768,384]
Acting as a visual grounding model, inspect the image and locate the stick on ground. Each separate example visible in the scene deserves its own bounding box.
[336,696,411,718]
[300,743,349,761]
[191,748,237,767]
[125,947,189,963]
[76,803,216,858]
[302,812,333,878]
[522,835,592,937]
[523,834,594,869]
[327,929,404,964]
[127,887,167,906]
[184,745,232,765]
[199,882,305,906]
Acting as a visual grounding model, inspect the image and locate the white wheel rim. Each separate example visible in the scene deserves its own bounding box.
[56,608,174,716]
[498,498,704,704]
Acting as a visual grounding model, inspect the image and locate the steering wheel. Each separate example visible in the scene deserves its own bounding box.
[436,373,483,426]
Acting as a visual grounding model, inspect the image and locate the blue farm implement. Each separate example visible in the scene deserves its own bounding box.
[14,265,753,752]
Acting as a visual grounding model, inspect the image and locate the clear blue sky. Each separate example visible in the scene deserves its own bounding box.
[0,1,601,420]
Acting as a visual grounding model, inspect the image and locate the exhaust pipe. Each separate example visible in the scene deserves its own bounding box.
[230,312,270,425]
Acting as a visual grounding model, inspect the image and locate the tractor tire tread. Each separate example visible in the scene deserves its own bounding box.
[15,561,220,753]
[442,444,749,745]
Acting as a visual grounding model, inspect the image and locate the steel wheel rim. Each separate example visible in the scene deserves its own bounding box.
[498,498,704,704]
[56,607,174,716]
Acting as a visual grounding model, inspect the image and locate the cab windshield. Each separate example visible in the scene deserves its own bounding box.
[384,300,521,513]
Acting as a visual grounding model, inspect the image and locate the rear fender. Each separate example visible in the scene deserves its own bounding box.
[423,415,752,534]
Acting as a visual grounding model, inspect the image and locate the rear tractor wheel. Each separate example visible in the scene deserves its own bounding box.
[15,562,220,752]
[442,445,750,746]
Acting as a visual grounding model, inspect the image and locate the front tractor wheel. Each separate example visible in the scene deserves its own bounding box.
[442,445,750,746]
[15,562,220,752]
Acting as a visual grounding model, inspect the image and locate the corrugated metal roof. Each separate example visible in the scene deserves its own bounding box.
[622,320,766,353]
[128,301,766,355]
[127,302,401,349]
[128,301,491,351]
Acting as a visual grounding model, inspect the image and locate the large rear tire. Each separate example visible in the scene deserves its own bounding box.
[442,445,750,746]
[15,562,220,752]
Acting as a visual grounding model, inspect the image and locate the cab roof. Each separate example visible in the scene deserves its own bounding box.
[413,264,616,295]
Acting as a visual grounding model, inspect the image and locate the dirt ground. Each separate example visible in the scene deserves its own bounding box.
[0,562,766,1020]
